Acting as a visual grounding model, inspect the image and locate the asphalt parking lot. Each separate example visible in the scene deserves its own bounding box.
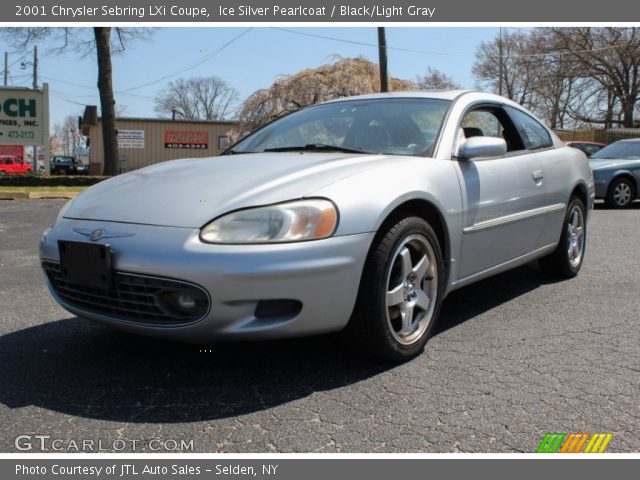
[0,199,638,453]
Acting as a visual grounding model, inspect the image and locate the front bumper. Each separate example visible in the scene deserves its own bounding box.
[593,179,608,199]
[40,218,374,342]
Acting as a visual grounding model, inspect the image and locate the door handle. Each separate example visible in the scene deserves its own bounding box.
[532,170,544,182]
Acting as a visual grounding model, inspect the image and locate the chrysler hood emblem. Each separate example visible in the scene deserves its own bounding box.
[72,227,135,242]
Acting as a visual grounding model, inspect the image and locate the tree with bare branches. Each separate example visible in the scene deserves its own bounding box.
[154,76,239,121]
[472,30,538,107]
[548,27,640,128]
[416,67,462,90]
[1,27,153,175]
[525,29,583,129]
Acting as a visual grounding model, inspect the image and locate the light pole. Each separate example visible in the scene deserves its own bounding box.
[21,47,41,174]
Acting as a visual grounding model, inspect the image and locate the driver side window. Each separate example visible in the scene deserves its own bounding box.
[460,106,526,154]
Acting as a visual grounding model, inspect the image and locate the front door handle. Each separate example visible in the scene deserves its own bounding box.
[532,170,544,182]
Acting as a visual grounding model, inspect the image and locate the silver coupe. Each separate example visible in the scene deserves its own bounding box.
[40,91,594,361]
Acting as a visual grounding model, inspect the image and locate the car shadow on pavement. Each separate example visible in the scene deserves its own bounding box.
[0,262,555,424]
[593,199,640,210]
[434,262,558,336]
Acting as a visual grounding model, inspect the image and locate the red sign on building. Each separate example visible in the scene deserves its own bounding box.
[164,130,208,149]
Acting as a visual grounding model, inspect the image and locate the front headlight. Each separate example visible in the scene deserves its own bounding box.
[200,199,338,244]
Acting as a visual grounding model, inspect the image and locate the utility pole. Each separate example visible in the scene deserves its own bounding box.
[4,52,8,86]
[377,27,389,93]
[32,45,38,89]
[498,28,503,96]
[32,46,39,175]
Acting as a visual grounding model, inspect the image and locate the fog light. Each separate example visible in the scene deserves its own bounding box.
[166,292,197,314]
[175,293,196,311]
[156,290,205,318]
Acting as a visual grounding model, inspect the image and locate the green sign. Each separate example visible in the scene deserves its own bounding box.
[0,85,49,146]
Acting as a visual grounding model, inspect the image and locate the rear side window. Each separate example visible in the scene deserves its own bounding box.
[583,144,602,156]
[508,107,553,150]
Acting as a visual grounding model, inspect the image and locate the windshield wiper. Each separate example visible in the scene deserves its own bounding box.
[263,144,370,154]
[223,149,258,155]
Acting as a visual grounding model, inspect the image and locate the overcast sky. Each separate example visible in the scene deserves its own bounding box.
[1,27,518,127]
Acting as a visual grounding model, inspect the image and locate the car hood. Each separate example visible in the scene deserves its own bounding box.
[589,158,640,170]
[64,152,390,228]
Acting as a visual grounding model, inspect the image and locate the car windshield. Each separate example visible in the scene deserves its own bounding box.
[591,141,640,160]
[231,98,452,157]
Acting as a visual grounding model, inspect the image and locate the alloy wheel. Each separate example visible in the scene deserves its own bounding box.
[566,204,585,268]
[385,234,438,346]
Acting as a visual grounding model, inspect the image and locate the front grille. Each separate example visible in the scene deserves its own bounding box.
[42,261,209,326]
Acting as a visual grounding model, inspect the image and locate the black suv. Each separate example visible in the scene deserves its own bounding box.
[50,156,79,175]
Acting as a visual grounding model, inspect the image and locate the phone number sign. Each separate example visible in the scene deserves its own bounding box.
[164,130,208,149]
[0,86,49,146]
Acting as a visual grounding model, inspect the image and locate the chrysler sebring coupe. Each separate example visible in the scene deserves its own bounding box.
[40,91,593,361]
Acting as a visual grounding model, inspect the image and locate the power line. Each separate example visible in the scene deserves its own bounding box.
[275,27,493,57]
[40,75,95,91]
[7,50,31,69]
[272,27,626,60]
[1,50,34,80]
[41,29,253,104]
[116,28,253,94]
[50,90,90,107]
[271,27,470,57]
[41,74,158,103]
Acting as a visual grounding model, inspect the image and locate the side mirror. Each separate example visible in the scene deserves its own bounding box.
[456,136,507,160]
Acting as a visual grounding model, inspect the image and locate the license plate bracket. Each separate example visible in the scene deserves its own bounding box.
[58,240,112,289]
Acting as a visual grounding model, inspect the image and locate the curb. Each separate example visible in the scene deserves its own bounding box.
[0,191,79,200]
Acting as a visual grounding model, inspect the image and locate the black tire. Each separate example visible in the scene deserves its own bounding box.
[347,216,444,362]
[539,196,586,278]
[606,177,636,209]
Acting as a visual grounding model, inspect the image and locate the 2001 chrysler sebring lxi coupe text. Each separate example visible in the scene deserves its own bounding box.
[40,91,594,361]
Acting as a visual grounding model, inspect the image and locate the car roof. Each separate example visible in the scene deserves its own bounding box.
[332,90,470,101]
[616,138,640,143]
[323,90,470,104]
[321,90,537,113]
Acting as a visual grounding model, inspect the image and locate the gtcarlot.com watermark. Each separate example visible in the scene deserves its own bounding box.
[15,435,194,452]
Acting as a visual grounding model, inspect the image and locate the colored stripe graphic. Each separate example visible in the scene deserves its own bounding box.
[537,433,613,453]
[536,433,566,453]
[584,433,613,453]
[560,433,589,453]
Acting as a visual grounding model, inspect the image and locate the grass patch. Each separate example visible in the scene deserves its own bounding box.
[0,186,87,193]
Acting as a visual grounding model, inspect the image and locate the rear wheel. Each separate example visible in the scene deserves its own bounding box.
[606,177,635,209]
[539,196,586,278]
[348,216,444,362]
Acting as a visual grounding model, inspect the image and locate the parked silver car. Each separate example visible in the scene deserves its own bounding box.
[589,139,640,208]
[40,91,594,361]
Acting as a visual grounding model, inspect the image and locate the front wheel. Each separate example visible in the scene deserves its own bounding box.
[348,216,444,362]
[539,196,586,278]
